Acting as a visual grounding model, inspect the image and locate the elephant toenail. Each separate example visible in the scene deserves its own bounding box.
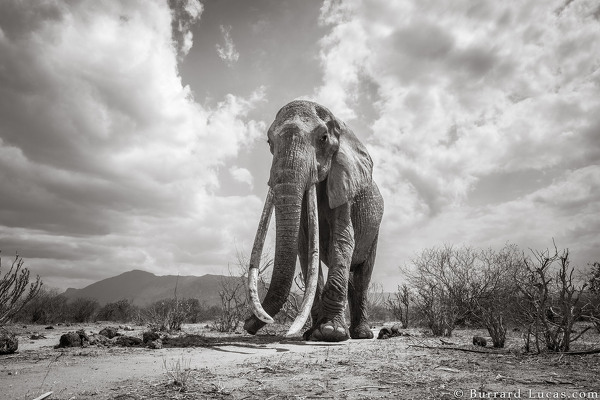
[322,325,334,334]
[335,326,345,335]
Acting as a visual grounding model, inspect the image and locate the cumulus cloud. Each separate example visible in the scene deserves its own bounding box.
[168,0,204,57]
[229,166,254,188]
[216,24,240,66]
[0,0,266,289]
[315,0,600,281]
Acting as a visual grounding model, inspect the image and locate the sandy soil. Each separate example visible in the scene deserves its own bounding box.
[1,323,599,400]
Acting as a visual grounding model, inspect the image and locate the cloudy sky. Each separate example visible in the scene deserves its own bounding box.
[0,0,599,291]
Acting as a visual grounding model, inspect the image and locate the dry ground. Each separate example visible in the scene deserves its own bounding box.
[1,322,599,400]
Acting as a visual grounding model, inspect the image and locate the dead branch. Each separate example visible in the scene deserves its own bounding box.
[558,348,600,355]
[32,392,53,400]
[336,386,391,393]
[569,326,592,343]
[407,344,510,355]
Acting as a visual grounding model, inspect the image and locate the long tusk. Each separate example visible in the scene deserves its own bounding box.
[286,184,319,337]
[248,187,275,324]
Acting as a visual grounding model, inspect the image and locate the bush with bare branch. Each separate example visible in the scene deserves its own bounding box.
[407,245,483,336]
[13,288,68,324]
[407,244,526,341]
[586,262,600,333]
[515,244,589,352]
[366,282,391,322]
[214,250,272,333]
[276,272,306,325]
[68,297,100,323]
[143,298,195,331]
[0,252,42,325]
[472,244,524,348]
[385,284,411,328]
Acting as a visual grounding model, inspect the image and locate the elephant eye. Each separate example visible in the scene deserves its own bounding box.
[320,134,328,142]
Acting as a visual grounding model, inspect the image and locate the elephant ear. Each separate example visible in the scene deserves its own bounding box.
[326,119,373,209]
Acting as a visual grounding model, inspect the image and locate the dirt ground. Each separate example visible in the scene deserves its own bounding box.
[1,322,599,400]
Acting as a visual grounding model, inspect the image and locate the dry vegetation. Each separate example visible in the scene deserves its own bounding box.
[1,322,599,399]
[1,243,600,399]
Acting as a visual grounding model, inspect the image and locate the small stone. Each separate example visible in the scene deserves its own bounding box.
[0,328,18,355]
[99,327,120,339]
[143,331,160,343]
[147,339,163,349]
[473,336,487,347]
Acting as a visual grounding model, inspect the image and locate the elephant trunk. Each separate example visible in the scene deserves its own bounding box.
[245,141,319,335]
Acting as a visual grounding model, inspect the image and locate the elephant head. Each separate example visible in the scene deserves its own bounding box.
[244,100,373,336]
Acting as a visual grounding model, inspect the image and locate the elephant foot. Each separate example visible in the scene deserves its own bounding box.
[350,322,374,339]
[303,319,349,342]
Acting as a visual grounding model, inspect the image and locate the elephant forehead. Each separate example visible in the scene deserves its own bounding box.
[273,114,320,135]
[270,106,321,136]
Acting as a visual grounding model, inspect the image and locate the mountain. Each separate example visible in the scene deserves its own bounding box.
[62,269,242,306]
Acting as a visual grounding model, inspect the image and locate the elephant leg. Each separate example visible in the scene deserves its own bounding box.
[348,234,378,339]
[304,203,353,342]
[298,218,324,325]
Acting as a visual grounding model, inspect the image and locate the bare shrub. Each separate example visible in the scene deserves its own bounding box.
[163,356,192,392]
[407,245,481,336]
[96,299,139,322]
[14,288,68,324]
[366,282,390,321]
[143,298,194,331]
[586,262,600,333]
[276,272,306,325]
[214,270,248,332]
[385,284,411,328]
[407,244,525,341]
[0,252,43,325]
[214,249,271,332]
[68,297,100,323]
[472,244,524,348]
[515,244,589,352]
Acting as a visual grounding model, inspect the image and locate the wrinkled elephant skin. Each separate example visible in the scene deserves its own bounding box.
[245,100,384,342]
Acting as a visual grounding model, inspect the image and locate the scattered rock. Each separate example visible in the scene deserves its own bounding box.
[120,325,134,331]
[30,334,46,340]
[377,324,407,339]
[473,336,487,347]
[56,329,90,348]
[143,331,160,344]
[87,333,111,347]
[56,332,82,348]
[377,327,393,339]
[0,328,18,355]
[45,326,54,330]
[99,327,121,339]
[147,339,163,349]
[115,336,143,347]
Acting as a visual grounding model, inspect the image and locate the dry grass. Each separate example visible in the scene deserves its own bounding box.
[162,356,192,391]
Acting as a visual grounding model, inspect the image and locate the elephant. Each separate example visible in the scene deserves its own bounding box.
[243,100,384,342]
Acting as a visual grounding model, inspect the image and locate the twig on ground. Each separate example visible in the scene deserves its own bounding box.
[378,380,402,385]
[40,353,62,392]
[559,348,600,355]
[408,344,509,355]
[31,392,53,400]
[440,339,456,345]
[335,386,390,393]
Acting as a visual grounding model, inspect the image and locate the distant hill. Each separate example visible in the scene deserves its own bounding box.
[62,269,242,306]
